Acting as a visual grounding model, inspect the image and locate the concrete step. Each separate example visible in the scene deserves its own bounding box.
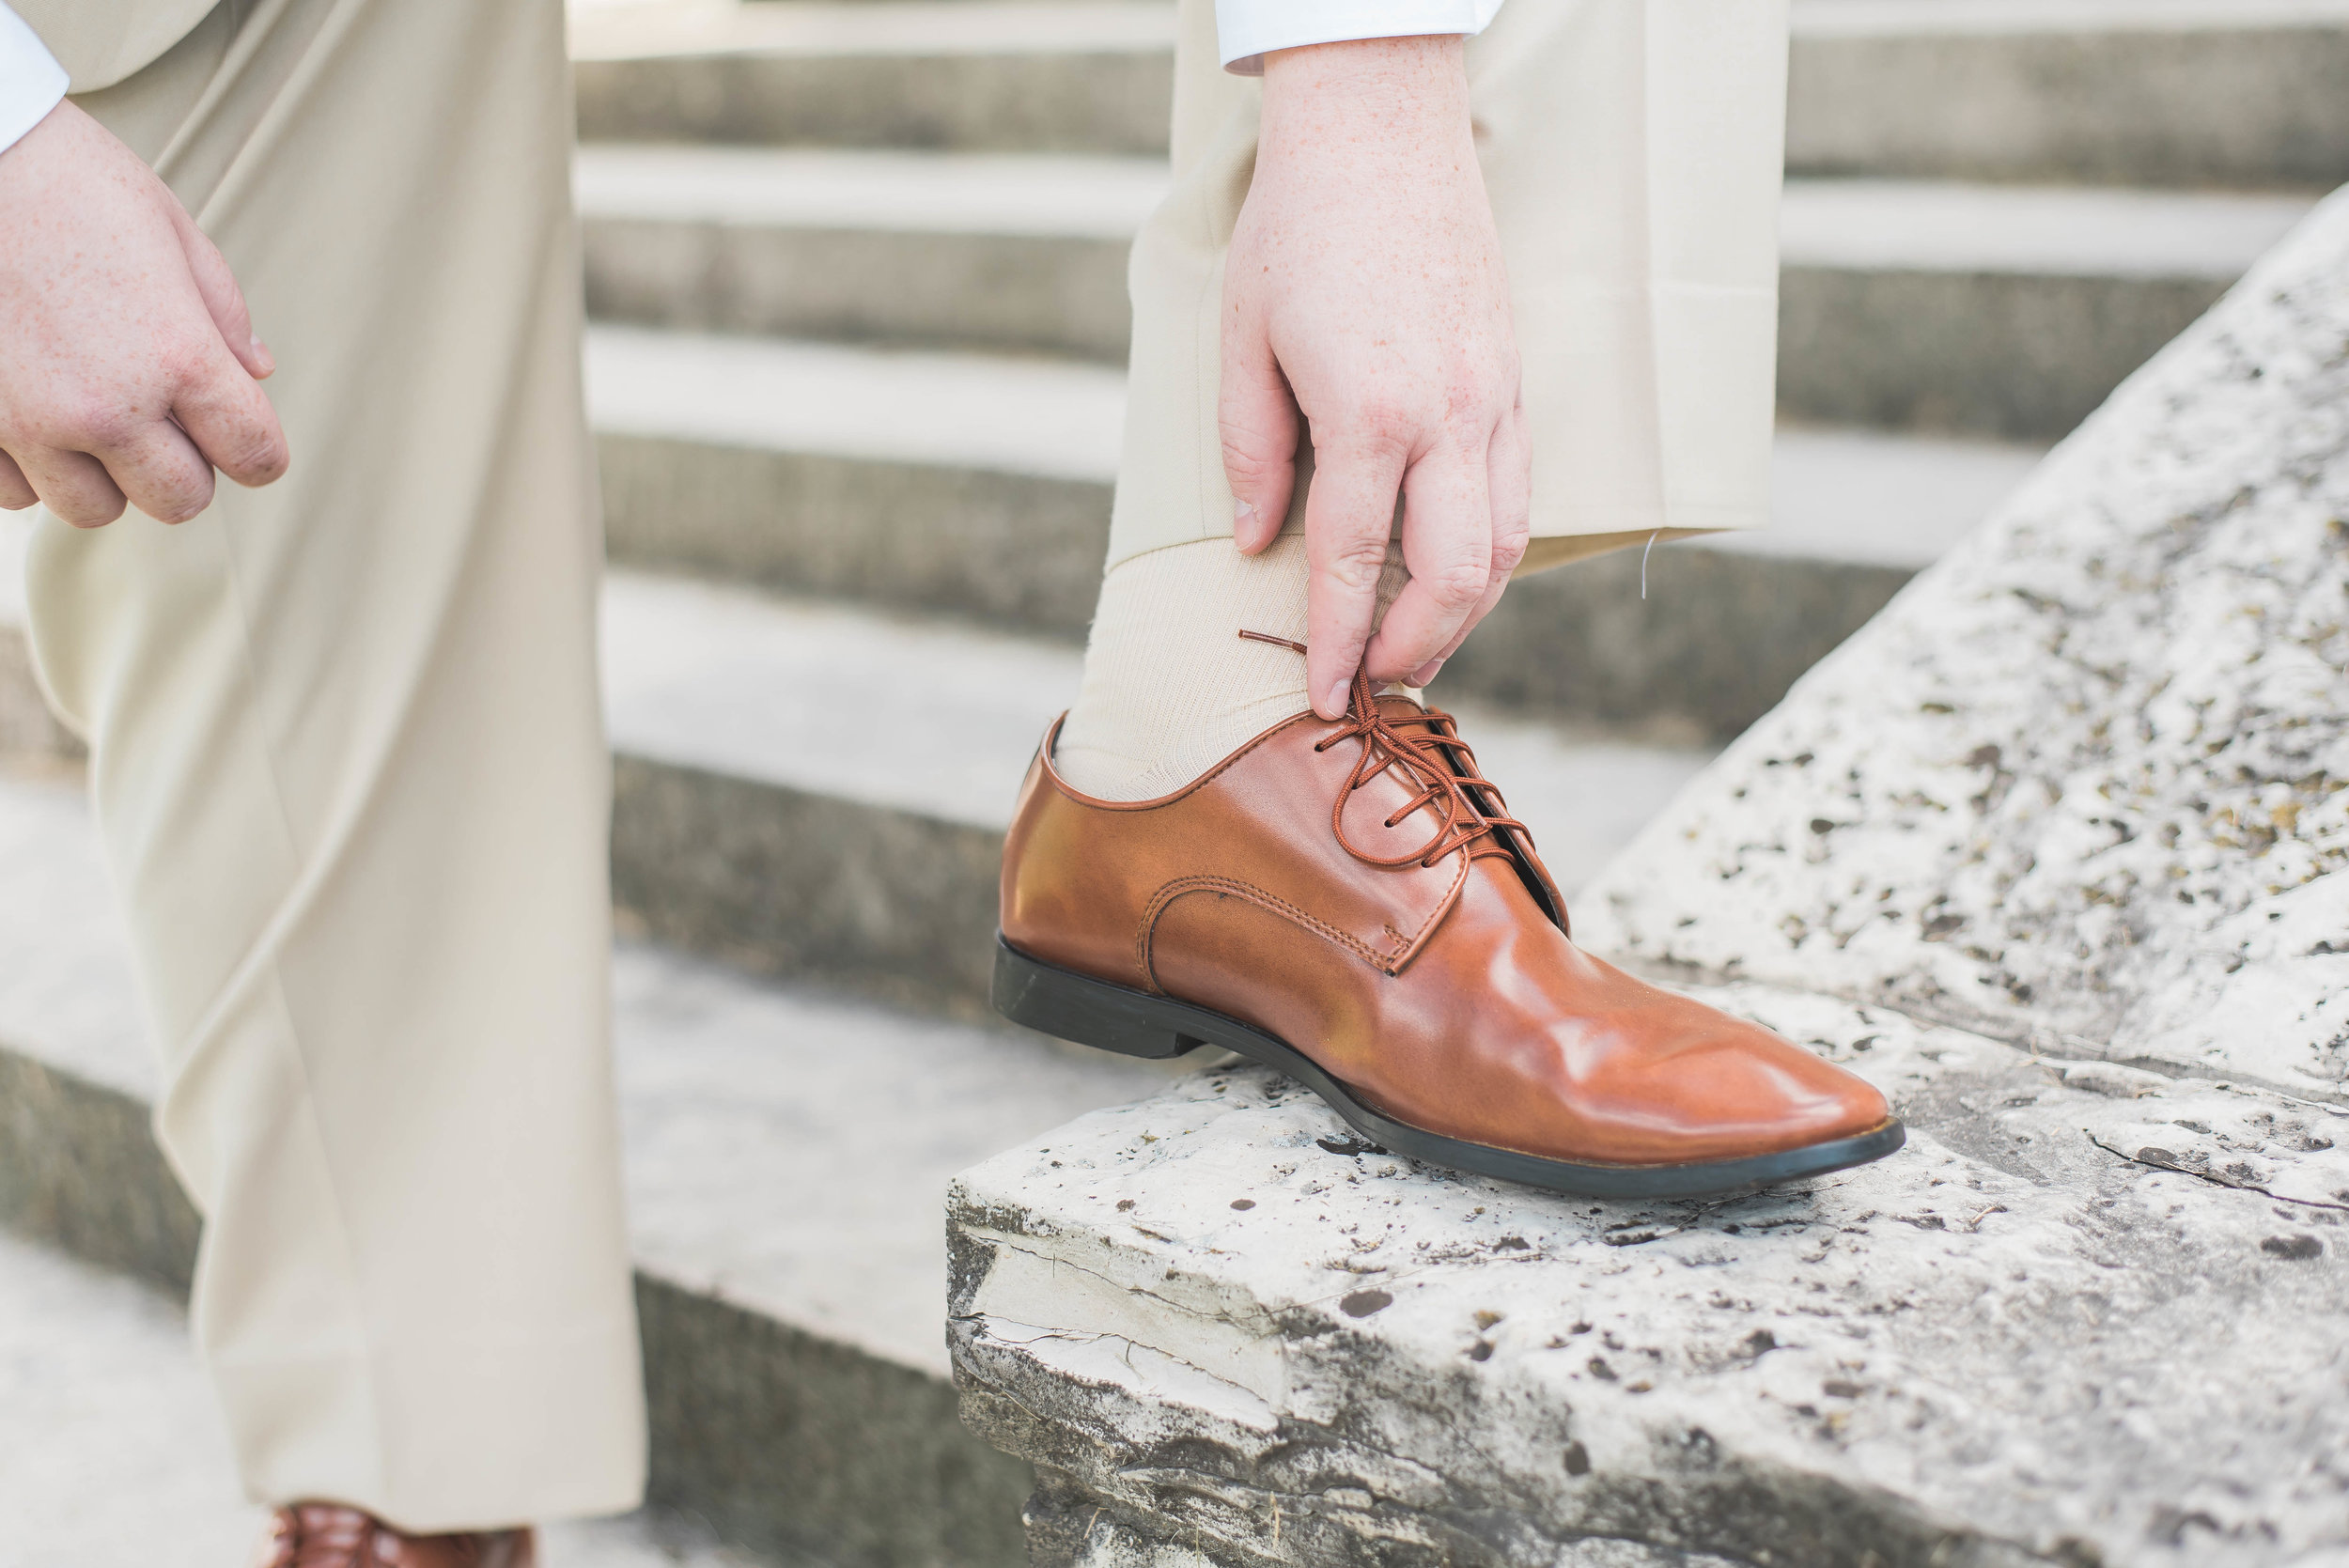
[576,146,1157,362]
[0,1235,766,1566]
[1779,179,2313,438]
[0,512,1717,1011]
[577,148,2311,436]
[586,325,2045,736]
[587,327,1122,640]
[570,2,1176,156]
[573,143,1151,359]
[1787,0,2349,188]
[0,761,1188,1566]
[572,0,2349,188]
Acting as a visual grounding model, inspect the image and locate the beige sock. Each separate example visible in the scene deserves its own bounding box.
[1055,534,1409,801]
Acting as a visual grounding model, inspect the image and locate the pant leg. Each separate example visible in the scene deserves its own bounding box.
[1109,0,1789,575]
[23,0,646,1530]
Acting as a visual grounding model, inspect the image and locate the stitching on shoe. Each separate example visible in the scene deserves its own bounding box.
[1138,873,1453,990]
[1385,853,1470,974]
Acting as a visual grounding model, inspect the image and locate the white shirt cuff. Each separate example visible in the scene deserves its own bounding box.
[0,3,67,159]
[1216,0,1506,75]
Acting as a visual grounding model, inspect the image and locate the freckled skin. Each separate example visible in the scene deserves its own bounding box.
[0,100,288,528]
[1221,36,1530,717]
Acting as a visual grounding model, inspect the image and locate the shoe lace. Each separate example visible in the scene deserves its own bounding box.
[1239,631,1532,871]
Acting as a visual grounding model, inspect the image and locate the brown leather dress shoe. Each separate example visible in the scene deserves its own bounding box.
[997,665,1904,1198]
[253,1504,535,1568]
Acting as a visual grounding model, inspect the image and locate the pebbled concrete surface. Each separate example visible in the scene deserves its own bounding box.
[952,991,2349,1568]
[1581,187,2349,1101]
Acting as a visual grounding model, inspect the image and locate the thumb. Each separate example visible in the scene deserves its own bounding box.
[171,203,273,380]
[1217,295,1300,554]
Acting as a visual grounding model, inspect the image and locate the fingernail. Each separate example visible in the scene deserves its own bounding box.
[1234,498,1255,526]
[1410,660,1444,686]
[250,334,273,375]
[1321,681,1348,716]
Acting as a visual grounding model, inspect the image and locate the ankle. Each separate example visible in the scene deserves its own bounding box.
[1057,534,1416,801]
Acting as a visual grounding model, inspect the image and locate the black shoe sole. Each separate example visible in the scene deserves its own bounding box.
[992,935,1906,1200]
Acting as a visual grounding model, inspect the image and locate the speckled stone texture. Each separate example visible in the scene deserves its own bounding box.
[1574,192,2349,1103]
[946,193,2349,1568]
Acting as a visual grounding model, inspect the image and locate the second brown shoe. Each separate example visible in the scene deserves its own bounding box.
[996,665,1903,1198]
[252,1504,534,1568]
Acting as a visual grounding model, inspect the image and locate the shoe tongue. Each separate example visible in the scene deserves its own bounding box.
[1339,694,1567,934]
[1461,834,1571,937]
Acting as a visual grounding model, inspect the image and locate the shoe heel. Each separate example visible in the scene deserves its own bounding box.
[992,937,1200,1060]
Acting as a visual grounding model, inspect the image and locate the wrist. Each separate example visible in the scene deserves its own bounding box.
[1256,35,1472,174]
[1259,35,1468,111]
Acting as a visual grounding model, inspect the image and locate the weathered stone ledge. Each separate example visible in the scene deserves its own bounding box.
[947,189,2349,1568]
[952,979,2349,1568]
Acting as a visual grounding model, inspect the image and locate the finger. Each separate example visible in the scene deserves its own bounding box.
[1217,291,1301,554]
[89,419,217,524]
[14,446,130,528]
[0,451,36,511]
[1486,399,1532,582]
[1363,439,1492,686]
[171,347,290,490]
[1410,404,1532,685]
[172,204,274,380]
[1301,436,1409,718]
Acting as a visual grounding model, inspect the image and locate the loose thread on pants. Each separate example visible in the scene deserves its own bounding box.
[1641,530,1661,599]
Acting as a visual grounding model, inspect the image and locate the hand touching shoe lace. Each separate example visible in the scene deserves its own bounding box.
[1218,35,1531,717]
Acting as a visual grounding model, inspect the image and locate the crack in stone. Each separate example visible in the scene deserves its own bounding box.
[973,1230,1286,1340]
[1106,1456,1783,1567]
[1058,1447,2079,1568]
[1619,949,2349,1112]
[2082,1129,2349,1212]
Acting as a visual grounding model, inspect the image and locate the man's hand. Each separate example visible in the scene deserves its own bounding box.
[1221,34,1527,717]
[0,100,287,528]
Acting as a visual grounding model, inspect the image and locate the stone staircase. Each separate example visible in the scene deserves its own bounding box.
[5,0,2348,1563]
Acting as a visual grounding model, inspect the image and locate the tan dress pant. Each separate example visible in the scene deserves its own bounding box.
[1113,0,1790,573]
[18,0,645,1532]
